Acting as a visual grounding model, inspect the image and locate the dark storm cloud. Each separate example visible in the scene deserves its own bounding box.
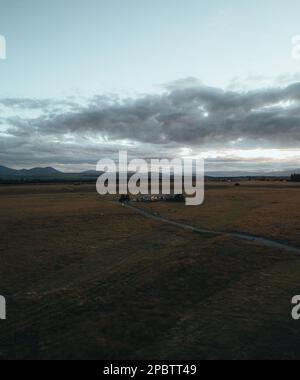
[1,78,300,168]
[13,80,300,145]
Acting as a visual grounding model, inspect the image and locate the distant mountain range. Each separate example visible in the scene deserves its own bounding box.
[206,169,300,177]
[0,165,62,177]
[0,165,299,178]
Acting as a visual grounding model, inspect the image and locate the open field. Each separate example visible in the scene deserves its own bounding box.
[0,182,300,359]
[138,181,300,246]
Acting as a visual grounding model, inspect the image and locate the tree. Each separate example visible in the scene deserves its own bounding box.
[119,194,130,203]
[291,174,300,182]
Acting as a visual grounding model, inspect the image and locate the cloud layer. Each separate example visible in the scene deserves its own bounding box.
[1,78,300,170]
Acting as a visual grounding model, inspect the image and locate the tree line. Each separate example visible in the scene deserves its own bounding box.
[291,174,300,182]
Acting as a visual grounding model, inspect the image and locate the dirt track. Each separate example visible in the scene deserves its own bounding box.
[124,203,300,254]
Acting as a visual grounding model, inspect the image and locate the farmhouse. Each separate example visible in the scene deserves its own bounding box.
[129,194,186,203]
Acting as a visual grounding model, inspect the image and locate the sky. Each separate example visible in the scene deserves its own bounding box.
[1,0,300,172]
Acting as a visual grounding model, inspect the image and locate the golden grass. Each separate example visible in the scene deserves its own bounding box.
[137,181,300,245]
[0,183,300,359]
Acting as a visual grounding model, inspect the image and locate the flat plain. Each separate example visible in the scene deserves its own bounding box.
[0,182,300,359]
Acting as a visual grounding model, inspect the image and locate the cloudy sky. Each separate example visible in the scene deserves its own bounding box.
[1,0,300,172]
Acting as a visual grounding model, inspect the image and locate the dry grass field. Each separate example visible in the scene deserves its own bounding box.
[0,182,300,359]
[139,181,300,246]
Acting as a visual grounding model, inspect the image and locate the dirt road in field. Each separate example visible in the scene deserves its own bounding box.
[124,203,300,254]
